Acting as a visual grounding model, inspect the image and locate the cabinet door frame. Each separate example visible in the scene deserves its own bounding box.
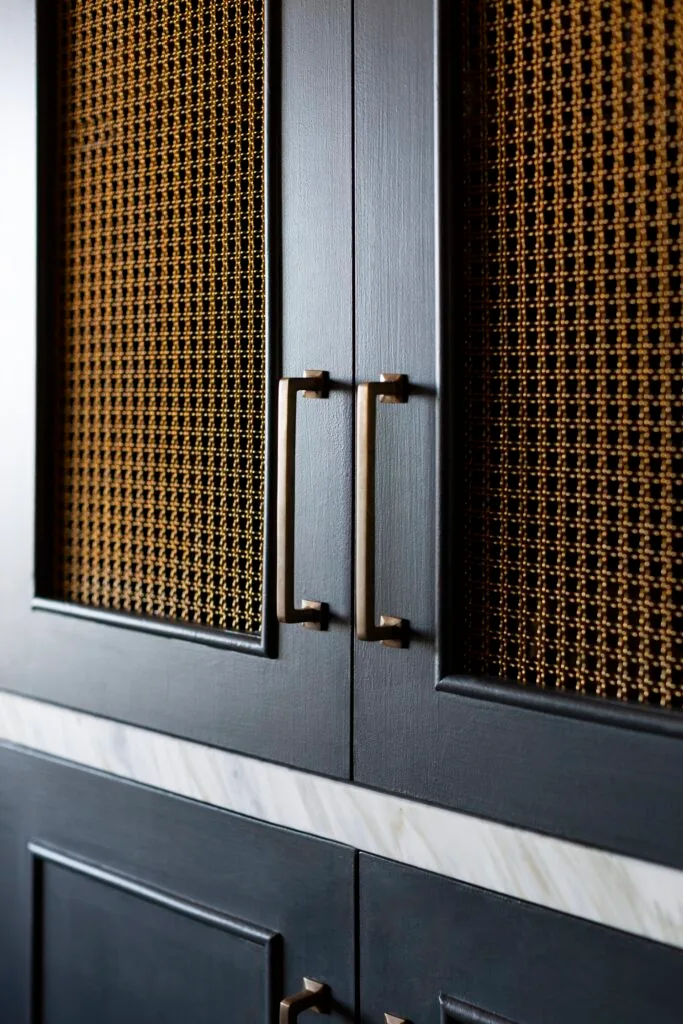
[359,854,683,1024]
[0,743,356,1024]
[0,0,354,776]
[353,0,683,866]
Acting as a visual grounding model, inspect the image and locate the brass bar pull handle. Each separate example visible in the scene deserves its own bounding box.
[355,374,410,648]
[279,978,331,1023]
[277,370,330,630]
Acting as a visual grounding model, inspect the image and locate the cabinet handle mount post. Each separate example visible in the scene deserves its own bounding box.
[356,374,410,648]
[279,978,331,1022]
[276,371,330,630]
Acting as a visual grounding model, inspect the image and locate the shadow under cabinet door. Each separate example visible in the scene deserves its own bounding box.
[0,745,355,1024]
[359,855,683,1024]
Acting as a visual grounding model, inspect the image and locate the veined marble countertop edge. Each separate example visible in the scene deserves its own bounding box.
[0,689,681,952]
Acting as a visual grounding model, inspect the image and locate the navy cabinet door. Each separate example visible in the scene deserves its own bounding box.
[359,855,683,1024]
[0,0,353,776]
[353,0,683,866]
[0,744,356,1023]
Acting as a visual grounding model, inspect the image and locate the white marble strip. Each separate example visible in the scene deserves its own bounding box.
[0,690,681,950]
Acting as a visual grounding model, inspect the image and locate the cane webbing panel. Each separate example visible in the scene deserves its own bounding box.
[44,0,265,635]
[460,0,682,707]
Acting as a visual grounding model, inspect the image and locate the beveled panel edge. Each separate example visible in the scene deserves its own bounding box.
[29,839,279,1023]
[31,599,266,656]
[436,675,683,739]
[29,841,278,947]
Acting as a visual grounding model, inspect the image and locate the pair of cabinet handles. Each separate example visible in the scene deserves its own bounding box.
[280,977,405,1023]
[277,371,410,650]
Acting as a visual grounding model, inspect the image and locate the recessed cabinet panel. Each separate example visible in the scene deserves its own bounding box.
[37,852,274,1024]
[452,0,682,711]
[39,0,267,641]
[359,854,683,1024]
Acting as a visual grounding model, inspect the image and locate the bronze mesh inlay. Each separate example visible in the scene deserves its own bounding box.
[45,0,265,635]
[461,0,682,707]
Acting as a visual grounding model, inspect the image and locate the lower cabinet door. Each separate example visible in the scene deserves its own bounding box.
[0,744,356,1024]
[359,855,683,1024]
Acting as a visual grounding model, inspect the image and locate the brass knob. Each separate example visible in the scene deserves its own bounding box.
[279,978,331,1022]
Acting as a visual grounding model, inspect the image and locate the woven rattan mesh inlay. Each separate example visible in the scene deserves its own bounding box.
[45,0,265,635]
[461,0,682,707]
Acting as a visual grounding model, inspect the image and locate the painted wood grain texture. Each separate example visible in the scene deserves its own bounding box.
[0,0,353,776]
[352,0,683,872]
[0,741,356,1023]
[360,855,683,1024]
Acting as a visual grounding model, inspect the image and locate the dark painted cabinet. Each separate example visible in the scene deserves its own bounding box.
[0,744,356,1023]
[0,0,353,778]
[359,856,683,1024]
[2,742,682,1024]
[0,0,681,1020]
[0,0,680,862]
[353,0,683,870]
